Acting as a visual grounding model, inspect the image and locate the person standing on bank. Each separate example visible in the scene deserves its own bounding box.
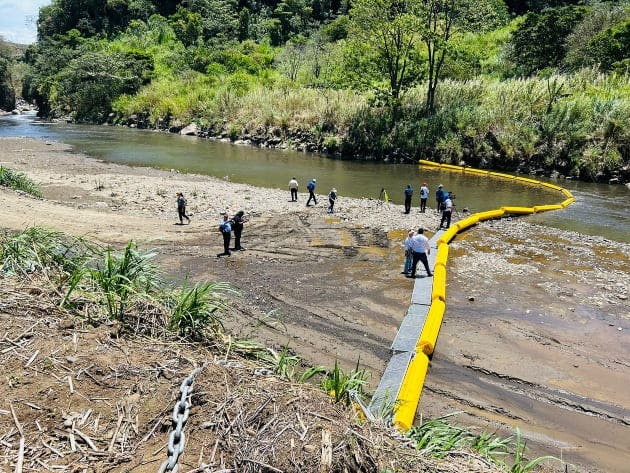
[176,192,191,225]
[231,210,246,251]
[327,188,337,213]
[306,178,317,206]
[420,182,429,213]
[436,184,445,212]
[288,177,299,202]
[218,213,232,257]
[409,228,432,278]
[402,230,415,275]
[404,184,413,214]
[439,193,454,229]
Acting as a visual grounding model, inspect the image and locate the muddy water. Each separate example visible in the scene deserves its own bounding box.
[1,113,629,242]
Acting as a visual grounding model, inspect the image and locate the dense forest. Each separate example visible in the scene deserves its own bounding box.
[7,0,630,181]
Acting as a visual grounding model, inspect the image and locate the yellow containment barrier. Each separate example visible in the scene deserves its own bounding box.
[435,243,449,268]
[533,204,563,213]
[562,189,574,198]
[488,172,515,180]
[500,206,535,215]
[437,226,458,244]
[476,209,506,221]
[561,198,575,208]
[417,300,446,356]
[393,352,430,431]
[419,159,439,167]
[514,176,541,186]
[439,163,464,171]
[463,168,490,176]
[541,183,564,192]
[431,265,447,302]
[456,215,480,231]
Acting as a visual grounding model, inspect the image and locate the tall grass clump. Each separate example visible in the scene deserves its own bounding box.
[321,359,370,406]
[408,416,557,472]
[0,166,42,197]
[167,280,233,339]
[89,242,160,322]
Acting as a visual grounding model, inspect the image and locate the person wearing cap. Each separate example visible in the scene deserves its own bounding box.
[306,178,317,206]
[439,192,454,229]
[409,228,432,278]
[218,213,232,256]
[403,184,413,214]
[419,182,429,213]
[436,184,445,212]
[288,177,299,202]
[176,192,191,225]
[402,229,415,275]
[327,188,337,213]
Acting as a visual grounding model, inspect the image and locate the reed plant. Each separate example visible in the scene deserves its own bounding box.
[0,166,42,197]
[321,358,370,406]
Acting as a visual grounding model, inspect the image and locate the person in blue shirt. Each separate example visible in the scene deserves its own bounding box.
[218,213,232,256]
[306,178,317,206]
[419,182,429,213]
[404,184,413,214]
[327,188,337,213]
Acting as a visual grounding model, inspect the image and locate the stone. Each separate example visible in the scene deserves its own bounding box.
[180,123,198,136]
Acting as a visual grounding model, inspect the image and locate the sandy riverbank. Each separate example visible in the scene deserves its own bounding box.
[1,137,629,472]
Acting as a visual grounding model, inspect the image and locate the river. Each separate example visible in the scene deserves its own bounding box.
[1,113,628,242]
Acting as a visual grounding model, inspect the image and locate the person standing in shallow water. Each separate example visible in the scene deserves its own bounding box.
[176,192,190,225]
[231,210,246,251]
[218,213,232,257]
[288,177,299,202]
[404,184,413,214]
[327,188,337,213]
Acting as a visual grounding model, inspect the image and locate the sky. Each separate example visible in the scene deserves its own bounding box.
[0,0,52,44]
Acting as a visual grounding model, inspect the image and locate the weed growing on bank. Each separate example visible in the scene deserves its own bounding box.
[0,166,42,197]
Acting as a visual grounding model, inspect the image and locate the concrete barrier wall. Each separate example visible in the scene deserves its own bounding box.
[391,160,575,431]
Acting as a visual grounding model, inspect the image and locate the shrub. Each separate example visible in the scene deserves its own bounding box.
[0,166,42,197]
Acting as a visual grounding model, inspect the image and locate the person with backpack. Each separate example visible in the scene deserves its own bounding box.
[176,192,191,225]
[218,212,232,257]
[404,184,413,214]
[306,178,317,206]
[436,184,445,212]
[419,182,429,213]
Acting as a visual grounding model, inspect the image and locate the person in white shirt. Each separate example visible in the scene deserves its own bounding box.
[288,177,299,202]
[402,230,415,275]
[409,228,432,278]
[419,182,429,213]
[439,193,454,229]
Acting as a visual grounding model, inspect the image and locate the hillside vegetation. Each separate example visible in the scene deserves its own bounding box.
[14,0,630,182]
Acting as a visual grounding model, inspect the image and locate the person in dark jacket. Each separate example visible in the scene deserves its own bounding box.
[327,188,337,213]
[176,192,190,225]
[218,213,232,256]
[436,184,445,212]
[231,210,246,250]
[404,184,413,214]
[306,178,317,206]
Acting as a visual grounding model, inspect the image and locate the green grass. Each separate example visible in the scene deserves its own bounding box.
[321,358,370,406]
[0,166,42,197]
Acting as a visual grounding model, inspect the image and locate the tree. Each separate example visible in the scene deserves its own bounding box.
[350,0,423,101]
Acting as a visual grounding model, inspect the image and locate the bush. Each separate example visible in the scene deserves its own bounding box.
[0,166,42,197]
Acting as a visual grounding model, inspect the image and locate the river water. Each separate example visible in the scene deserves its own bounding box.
[1,113,628,242]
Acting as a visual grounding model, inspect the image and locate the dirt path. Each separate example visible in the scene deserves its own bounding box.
[1,137,629,472]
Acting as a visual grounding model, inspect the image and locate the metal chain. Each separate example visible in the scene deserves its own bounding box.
[158,367,201,473]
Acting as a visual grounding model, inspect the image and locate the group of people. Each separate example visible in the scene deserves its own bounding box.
[402,183,456,230]
[290,177,337,214]
[175,193,246,257]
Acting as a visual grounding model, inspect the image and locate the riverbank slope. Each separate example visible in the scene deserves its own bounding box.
[1,137,629,472]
